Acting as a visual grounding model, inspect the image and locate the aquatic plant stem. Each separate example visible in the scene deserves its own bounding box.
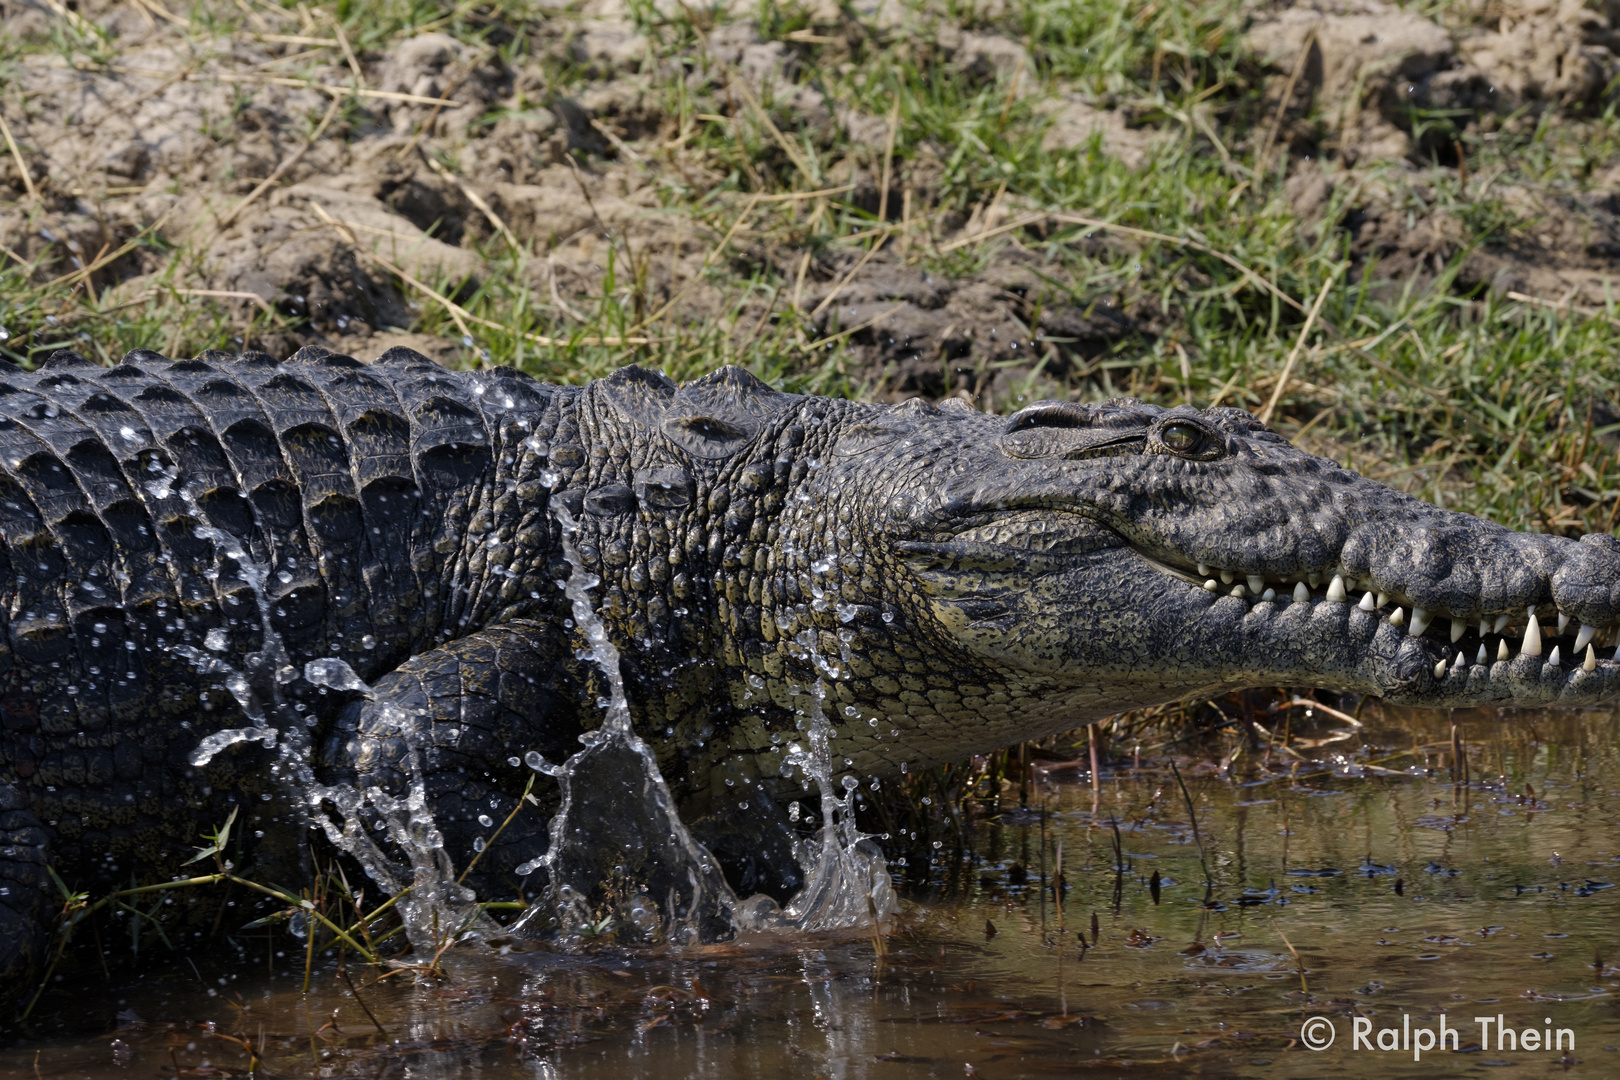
[458,774,536,886]
[1169,761,1212,891]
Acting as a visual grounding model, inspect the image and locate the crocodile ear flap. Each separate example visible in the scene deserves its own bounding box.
[662,414,755,459]
[659,366,797,459]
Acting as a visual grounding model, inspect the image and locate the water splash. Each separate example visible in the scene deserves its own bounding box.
[512,509,895,944]
[178,455,891,952]
[510,507,739,945]
[171,475,487,950]
[774,631,897,931]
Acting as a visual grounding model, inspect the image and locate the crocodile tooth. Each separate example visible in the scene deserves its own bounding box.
[1230,584,1247,598]
[1247,574,1265,594]
[1326,575,1347,602]
[1221,570,1235,584]
[1409,608,1431,637]
[1376,592,1389,608]
[1389,607,1405,626]
[1453,651,1467,669]
[1293,581,1310,603]
[1478,617,1489,637]
[1433,657,1448,678]
[1493,613,1510,633]
[1261,587,1276,602]
[1575,624,1597,653]
[1197,562,1210,577]
[1203,579,1219,592]
[1522,612,1542,657]
[1450,618,1466,643]
[1476,643,1487,665]
[1308,574,1321,588]
[1557,612,1570,635]
[1547,644,1561,667]
[1585,644,1597,672]
[1497,638,1511,661]
[1358,591,1376,612]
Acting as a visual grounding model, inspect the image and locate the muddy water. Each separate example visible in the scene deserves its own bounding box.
[6,706,1618,1078]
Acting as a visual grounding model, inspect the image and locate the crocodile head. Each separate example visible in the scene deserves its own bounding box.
[798,395,1620,773]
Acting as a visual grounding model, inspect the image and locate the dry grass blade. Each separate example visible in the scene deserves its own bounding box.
[457,775,536,886]
[1258,268,1339,425]
[589,117,644,164]
[36,204,178,291]
[1281,697,1363,729]
[630,193,761,333]
[0,110,38,201]
[253,33,340,46]
[753,183,856,203]
[808,236,891,320]
[174,288,274,313]
[1504,289,1620,327]
[82,65,459,106]
[728,77,817,185]
[133,0,188,27]
[312,203,654,347]
[330,17,365,87]
[41,0,95,35]
[796,304,906,353]
[218,96,341,230]
[1254,28,1317,177]
[424,157,520,252]
[1266,915,1309,1000]
[878,99,900,225]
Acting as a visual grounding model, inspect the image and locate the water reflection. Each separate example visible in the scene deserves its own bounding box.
[6,706,1618,1077]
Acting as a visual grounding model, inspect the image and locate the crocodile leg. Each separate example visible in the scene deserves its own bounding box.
[0,780,52,1004]
[321,621,584,899]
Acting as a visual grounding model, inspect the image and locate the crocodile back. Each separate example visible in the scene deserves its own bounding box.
[0,344,549,870]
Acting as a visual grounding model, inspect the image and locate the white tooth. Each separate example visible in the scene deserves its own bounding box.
[1575,624,1596,653]
[1204,579,1219,591]
[1497,638,1510,661]
[1358,591,1376,612]
[1478,617,1489,637]
[1230,584,1247,598]
[1293,581,1310,603]
[1409,608,1431,636]
[1493,613,1510,633]
[1221,570,1234,584]
[1523,612,1542,657]
[1476,643,1486,665]
[1197,562,1210,577]
[1389,607,1405,626]
[1450,618,1466,643]
[1585,644,1597,672]
[1326,575,1347,602]
[1376,592,1389,608]
[1557,612,1570,635]
[1547,645,1561,667]
[1261,588,1276,602]
[1434,657,1448,678]
[1248,575,1265,595]
[1454,651,1466,669]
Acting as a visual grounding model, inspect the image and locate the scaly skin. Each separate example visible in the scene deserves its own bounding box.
[3,348,1620,1002]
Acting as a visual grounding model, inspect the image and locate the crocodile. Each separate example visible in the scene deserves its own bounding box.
[3,344,1620,999]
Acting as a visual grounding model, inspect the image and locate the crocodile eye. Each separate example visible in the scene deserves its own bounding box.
[1160,421,1202,454]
